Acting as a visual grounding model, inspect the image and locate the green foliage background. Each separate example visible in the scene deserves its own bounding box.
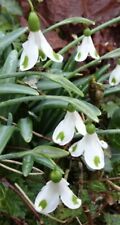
[0,0,120,225]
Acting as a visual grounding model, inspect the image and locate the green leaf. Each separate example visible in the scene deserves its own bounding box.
[34,154,63,173]
[104,214,120,225]
[102,101,119,118]
[0,95,101,122]
[102,48,120,59]
[0,27,27,51]
[0,71,83,96]
[0,0,22,15]
[104,85,120,96]
[18,117,33,143]
[0,83,39,95]
[0,125,15,154]
[22,154,34,177]
[33,145,69,158]
[0,150,63,172]
[44,73,84,97]
[108,108,120,149]
[44,17,95,33]
[1,50,18,83]
[37,80,61,90]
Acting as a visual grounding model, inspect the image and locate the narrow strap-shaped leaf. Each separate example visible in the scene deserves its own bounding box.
[0,125,15,154]
[0,95,101,122]
[33,145,69,158]
[0,71,83,97]
[0,27,27,51]
[1,50,18,83]
[0,83,39,95]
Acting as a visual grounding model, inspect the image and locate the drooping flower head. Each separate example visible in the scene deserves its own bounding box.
[109,63,120,86]
[20,11,63,71]
[34,170,81,214]
[52,110,86,146]
[75,28,100,62]
[69,123,108,170]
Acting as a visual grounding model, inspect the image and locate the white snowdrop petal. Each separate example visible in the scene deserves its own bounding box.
[60,185,81,209]
[84,134,104,170]
[75,36,89,62]
[52,112,75,145]
[88,36,100,60]
[34,181,60,214]
[35,30,63,62]
[99,140,108,149]
[109,65,120,86]
[69,138,85,157]
[20,34,39,71]
[73,111,86,135]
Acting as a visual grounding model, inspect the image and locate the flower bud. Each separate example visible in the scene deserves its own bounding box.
[28,11,40,32]
[50,170,62,183]
[86,123,96,134]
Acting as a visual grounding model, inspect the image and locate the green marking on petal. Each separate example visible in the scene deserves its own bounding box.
[94,156,100,167]
[77,52,81,59]
[39,199,47,209]
[56,131,65,141]
[111,77,116,84]
[72,195,79,205]
[22,55,29,68]
[53,52,60,60]
[71,144,77,152]
[39,50,46,61]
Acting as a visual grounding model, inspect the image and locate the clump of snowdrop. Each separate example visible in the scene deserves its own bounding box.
[52,110,108,170]
[75,28,100,62]
[52,110,86,146]
[20,11,63,71]
[109,63,120,86]
[69,123,108,170]
[34,170,81,214]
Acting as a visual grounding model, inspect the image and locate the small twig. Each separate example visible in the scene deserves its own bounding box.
[2,159,44,175]
[76,217,83,225]
[46,214,67,224]
[106,179,120,192]
[0,162,23,175]
[33,131,51,141]
[15,183,34,207]
[0,211,28,225]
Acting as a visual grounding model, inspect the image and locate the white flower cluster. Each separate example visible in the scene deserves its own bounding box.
[52,111,108,170]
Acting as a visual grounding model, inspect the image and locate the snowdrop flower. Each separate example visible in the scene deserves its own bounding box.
[34,170,81,214]
[109,64,120,86]
[69,123,108,170]
[52,110,86,146]
[20,11,63,71]
[75,28,99,62]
